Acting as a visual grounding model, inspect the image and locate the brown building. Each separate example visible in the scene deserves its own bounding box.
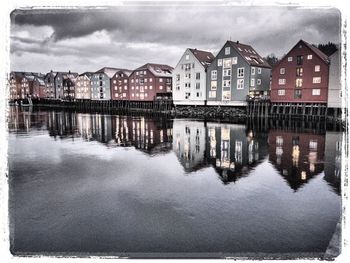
[129,63,173,101]
[271,40,330,104]
[9,72,22,100]
[268,129,325,190]
[32,77,46,99]
[110,70,132,100]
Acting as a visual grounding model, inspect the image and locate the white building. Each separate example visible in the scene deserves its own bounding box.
[173,48,214,105]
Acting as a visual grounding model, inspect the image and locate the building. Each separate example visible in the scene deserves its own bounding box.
[32,76,46,99]
[129,63,173,101]
[110,70,133,100]
[91,67,122,100]
[9,72,22,100]
[206,40,271,106]
[327,49,342,113]
[44,71,57,99]
[62,71,78,100]
[75,72,93,100]
[172,48,214,105]
[271,39,330,104]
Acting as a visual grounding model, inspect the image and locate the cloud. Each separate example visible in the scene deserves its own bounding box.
[10,5,341,73]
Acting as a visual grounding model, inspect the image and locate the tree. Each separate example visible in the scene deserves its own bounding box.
[315,42,338,56]
[264,54,279,67]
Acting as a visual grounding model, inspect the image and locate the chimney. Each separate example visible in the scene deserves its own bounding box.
[69,70,71,74]
[236,41,239,44]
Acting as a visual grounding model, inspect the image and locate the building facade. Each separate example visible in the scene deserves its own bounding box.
[271,40,330,104]
[62,72,78,100]
[44,71,57,99]
[75,72,93,100]
[206,40,271,106]
[172,48,214,105]
[111,70,132,100]
[32,77,46,99]
[129,63,173,101]
[91,67,121,100]
[327,49,341,109]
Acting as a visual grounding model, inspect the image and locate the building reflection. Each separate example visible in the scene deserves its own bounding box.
[172,120,208,172]
[206,122,268,184]
[110,115,173,154]
[8,107,342,192]
[268,129,325,191]
[172,120,269,184]
[324,131,342,195]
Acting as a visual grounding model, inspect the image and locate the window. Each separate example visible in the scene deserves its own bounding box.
[196,83,200,89]
[294,89,302,99]
[295,78,303,88]
[225,47,230,55]
[223,58,231,68]
[211,81,217,90]
[149,85,153,89]
[251,67,256,75]
[185,54,190,60]
[222,90,231,100]
[296,55,303,65]
[257,79,261,85]
[278,89,285,96]
[159,86,163,90]
[313,77,321,84]
[309,140,318,150]
[223,69,231,77]
[209,90,216,98]
[296,67,303,76]
[288,56,293,62]
[315,65,320,72]
[258,68,262,74]
[280,68,285,74]
[211,70,217,80]
[307,54,313,60]
[237,68,244,78]
[232,57,237,64]
[113,80,116,84]
[149,78,153,82]
[312,89,321,95]
[159,78,163,82]
[196,72,200,80]
[250,78,255,86]
[223,80,231,88]
[176,74,180,81]
[218,59,223,66]
[196,92,201,98]
[237,79,244,89]
[278,79,286,85]
[185,92,191,99]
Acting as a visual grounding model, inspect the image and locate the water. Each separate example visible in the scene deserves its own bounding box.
[8,106,342,257]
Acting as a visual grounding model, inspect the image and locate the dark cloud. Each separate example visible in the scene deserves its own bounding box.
[10,5,341,73]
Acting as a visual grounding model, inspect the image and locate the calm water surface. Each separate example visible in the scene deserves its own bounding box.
[8,106,342,257]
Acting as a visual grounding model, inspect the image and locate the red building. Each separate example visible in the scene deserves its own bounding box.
[128,63,173,101]
[32,77,46,99]
[110,70,132,100]
[271,40,330,104]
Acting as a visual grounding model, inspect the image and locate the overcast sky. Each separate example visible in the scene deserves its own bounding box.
[10,5,340,73]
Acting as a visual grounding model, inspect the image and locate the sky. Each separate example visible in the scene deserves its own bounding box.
[10,5,341,73]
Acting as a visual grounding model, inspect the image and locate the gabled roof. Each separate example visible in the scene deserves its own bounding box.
[227,40,271,68]
[134,63,173,77]
[112,69,133,78]
[189,48,215,69]
[301,40,330,63]
[95,67,129,78]
[80,72,94,78]
[273,39,330,69]
[34,77,46,86]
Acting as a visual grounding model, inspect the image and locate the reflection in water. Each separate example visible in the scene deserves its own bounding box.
[8,107,343,255]
[268,130,325,191]
[8,106,342,193]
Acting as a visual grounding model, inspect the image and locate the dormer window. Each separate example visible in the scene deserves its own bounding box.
[225,47,230,55]
[185,54,190,60]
